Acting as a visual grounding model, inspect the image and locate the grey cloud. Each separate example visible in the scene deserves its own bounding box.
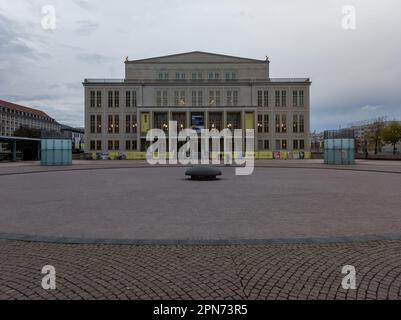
[1,94,59,102]
[75,53,110,64]
[0,14,36,58]
[74,20,99,34]
[1,0,401,129]
[72,0,95,10]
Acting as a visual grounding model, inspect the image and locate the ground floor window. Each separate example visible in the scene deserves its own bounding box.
[126,140,138,151]
[275,139,287,150]
[293,139,305,150]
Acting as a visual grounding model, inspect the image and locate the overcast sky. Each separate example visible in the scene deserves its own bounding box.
[0,0,400,131]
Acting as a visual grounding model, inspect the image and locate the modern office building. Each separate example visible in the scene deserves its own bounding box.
[0,99,61,136]
[83,51,311,158]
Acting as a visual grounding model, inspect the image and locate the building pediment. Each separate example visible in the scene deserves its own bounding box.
[126,51,267,64]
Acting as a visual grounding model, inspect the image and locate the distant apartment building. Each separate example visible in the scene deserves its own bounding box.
[0,100,60,136]
[83,51,311,157]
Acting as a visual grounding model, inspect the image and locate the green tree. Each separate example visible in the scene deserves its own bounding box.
[14,126,41,138]
[381,122,401,155]
[366,118,385,154]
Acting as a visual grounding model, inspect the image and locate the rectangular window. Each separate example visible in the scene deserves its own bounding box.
[209,91,215,106]
[293,90,298,107]
[300,139,305,150]
[126,140,131,151]
[282,115,287,133]
[257,90,263,107]
[215,72,220,80]
[126,91,131,108]
[132,90,137,107]
[181,91,186,106]
[258,115,263,133]
[90,91,95,108]
[264,90,269,107]
[299,90,304,107]
[227,91,232,106]
[198,90,203,106]
[114,115,119,134]
[114,140,119,151]
[264,140,269,150]
[97,91,102,108]
[114,91,119,108]
[281,91,287,107]
[126,115,131,133]
[208,72,214,80]
[293,140,299,150]
[96,140,102,151]
[275,115,280,133]
[215,91,221,106]
[192,91,197,106]
[132,140,137,150]
[156,91,162,107]
[108,91,113,108]
[90,115,95,134]
[191,72,197,80]
[293,115,298,133]
[132,115,137,134]
[299,115,305,133]
[275,90,280,107]
[108,115,113,133]
[97,115,102,134]
[233,91,238,106]
[281,140,287,150]
[162,90,168,106]
[108,140,113,151]
[90,140,95,150]
[264,114,269,133]
[174,91,179,106]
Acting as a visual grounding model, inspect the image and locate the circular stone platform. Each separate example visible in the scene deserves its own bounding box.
[1,167,401,244]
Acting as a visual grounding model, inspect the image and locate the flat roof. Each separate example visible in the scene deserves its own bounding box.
[83,78,311,84]
[0,135,41,142]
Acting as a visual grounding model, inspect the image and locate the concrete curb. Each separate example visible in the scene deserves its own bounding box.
[1,232,401,246]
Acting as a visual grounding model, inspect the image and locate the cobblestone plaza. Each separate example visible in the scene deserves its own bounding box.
[1,161,401,300]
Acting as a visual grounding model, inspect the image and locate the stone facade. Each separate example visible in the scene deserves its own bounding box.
[83,51,311,157]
